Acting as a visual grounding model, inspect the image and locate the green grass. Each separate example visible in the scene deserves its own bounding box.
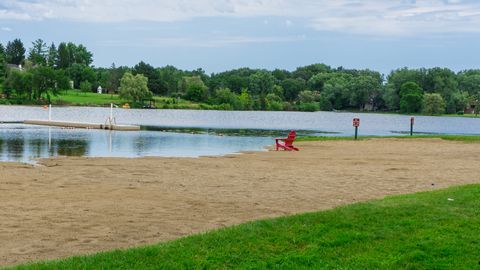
[297,134,480,142]
[50,90,204,109]
[51,90,126,106]
[7,184,480,270]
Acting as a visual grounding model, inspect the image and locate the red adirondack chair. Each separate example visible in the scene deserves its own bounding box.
[275,130,299,151]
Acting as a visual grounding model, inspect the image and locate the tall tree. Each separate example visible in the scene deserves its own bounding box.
[106,63,129,93]
[46,42,58,68]
[158,65,183,95]
[28,39,47,65]
[67,63,95,88]
[73,44,93,66]
[132,61,162,95]
[5,39,26,65]
[57,42,70,69]
[399,82,423,113]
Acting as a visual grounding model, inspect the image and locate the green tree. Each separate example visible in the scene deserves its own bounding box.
[28,39,47,65]
[5,39,26,65]
[57,42,70,69]
[422,93,446,115]
[236,89,252,110]
[46,43,58,68]
[424,68,458,113]
[73,44,93,66]
[80,80,92,95]
[248,70,275,96]
[384,68,426,110]
[249,70,275,109]
[215,87,237,106]
[349,73,383,110]
[158,65,183,96]
[67,63,96,89]
[297,90,320,103]
[292,63,331,81]
[318,94,333,111]
[133,61,162,95]
[3,69,32,99]
[56,42,93,68]
[265,93,283,111]
[119,72,152,104]
[182,76,208,102]
[399,82,423,113]
[297,90,320,111]
[106,63,129,94]
[31,66,66,101]
[321,73,353,110]
[281,78,305,101]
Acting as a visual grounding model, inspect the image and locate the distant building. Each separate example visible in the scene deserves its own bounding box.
[465,100,478,114]
[97,86,103,94]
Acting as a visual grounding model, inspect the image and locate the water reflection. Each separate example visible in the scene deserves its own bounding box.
[0,124,272,163]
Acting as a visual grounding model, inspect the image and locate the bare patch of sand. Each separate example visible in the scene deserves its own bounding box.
[1,139,479,266]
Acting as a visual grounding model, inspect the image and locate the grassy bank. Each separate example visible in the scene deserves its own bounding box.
[50,90,206,109]
[9,184,480,269]
[297,134,480,143]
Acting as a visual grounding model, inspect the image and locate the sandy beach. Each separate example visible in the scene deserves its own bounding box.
[1,138,479,267]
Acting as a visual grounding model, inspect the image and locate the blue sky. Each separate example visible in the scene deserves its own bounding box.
[1,0,480,74]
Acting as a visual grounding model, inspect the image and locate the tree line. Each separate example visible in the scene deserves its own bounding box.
[1,38,479,114]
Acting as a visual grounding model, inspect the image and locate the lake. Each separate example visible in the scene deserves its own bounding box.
[1,105,480,162]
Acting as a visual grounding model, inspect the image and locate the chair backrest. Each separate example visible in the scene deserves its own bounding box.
[284,130,296,146]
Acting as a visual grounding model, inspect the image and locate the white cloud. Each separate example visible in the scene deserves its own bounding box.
[1,0,480,36]
[1,26,12,31]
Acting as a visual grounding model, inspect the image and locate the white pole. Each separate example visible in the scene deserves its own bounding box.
[49,104,52,121]
[48,127,51,149]
[110,103,113,122]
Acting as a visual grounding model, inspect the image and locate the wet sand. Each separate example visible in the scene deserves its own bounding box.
[1,139,479,267]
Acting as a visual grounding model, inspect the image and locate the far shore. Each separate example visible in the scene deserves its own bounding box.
[1,138,480,267]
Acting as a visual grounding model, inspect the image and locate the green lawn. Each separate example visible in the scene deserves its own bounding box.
[50,90,204,109]
[51,90,126,106]
[8,184,480,269]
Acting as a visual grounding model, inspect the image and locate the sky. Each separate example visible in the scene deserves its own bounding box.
[1,0,480,74]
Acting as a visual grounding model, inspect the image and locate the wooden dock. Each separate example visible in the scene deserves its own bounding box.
[24,120,141,131]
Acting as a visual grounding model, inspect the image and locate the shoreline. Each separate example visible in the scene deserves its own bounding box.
[1,138,480,267]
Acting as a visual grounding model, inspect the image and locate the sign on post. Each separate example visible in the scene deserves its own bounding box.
[353,118,360,139]
[353,118,360,127]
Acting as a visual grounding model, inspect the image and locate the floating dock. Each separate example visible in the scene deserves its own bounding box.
[24,120,140,131]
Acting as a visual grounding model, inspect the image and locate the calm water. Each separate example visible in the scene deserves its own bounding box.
[2,105,480,135]
[0,124,272,163]
[1,105,480,162]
